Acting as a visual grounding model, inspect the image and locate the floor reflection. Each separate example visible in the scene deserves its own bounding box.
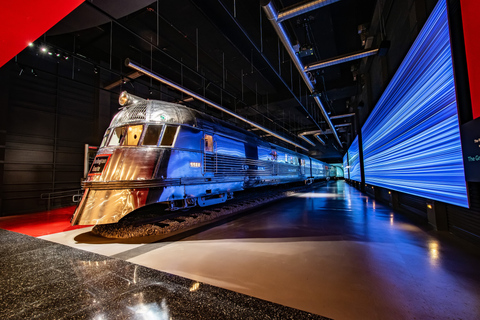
[25,180,480,320]
[129,180,480,320]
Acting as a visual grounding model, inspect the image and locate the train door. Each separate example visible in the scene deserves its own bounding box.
[203,134,216,174]
[271,149,277,175]
[309,158,312,178]
[300,158,305,175]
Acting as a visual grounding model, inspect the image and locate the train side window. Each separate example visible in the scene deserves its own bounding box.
[108,126,127,146]
[123,124,143,146]
[271,150,277,161]
[100,129,111,148]
[142,125,163,146]
[204,134,213,152]
[160,125,179,147]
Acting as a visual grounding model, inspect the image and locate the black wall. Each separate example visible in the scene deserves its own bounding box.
[0,50,113,216]
[356,0,438,127]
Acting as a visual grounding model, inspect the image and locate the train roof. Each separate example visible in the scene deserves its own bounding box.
[110,94,265,143]
[111,92,318,160]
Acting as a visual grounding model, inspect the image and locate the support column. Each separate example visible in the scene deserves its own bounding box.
[390,190,400,211]
[0,62,11,216]
[427,201,448,231]
[356,108,366,193]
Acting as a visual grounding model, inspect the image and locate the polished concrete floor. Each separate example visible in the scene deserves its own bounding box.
[41,181,480,319]
[0,229,325,319]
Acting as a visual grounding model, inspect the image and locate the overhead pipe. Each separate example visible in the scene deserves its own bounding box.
[330,112,355,119]
[314,133,326,145]
[126,59,308,151]
[304,49,379,72]
[299,135,316,146]
[334,123,352,128]
[298,129,328,146]
[276,0,341,23]
[104,71,143,90]
[262,1,342,148]
[214,0,324,135]
[298,129,324,146]
[299,129,323,135]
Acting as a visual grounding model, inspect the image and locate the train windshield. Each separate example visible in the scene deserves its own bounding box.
[100,129,111,148]
[160,125,179,147]
[107,125,144,147]
[123,125,143,146]
[142,125,163,146]
[105,124,178,147]
[108,126,127,146]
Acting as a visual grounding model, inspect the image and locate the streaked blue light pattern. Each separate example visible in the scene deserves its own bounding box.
[335,166,344,178]
[361,0,468,207]
[348,136,361,182]
[343,153,349,179]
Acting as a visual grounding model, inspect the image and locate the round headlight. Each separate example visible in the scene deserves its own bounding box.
[119,91,129,106]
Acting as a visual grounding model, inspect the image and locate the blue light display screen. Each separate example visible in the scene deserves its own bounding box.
[361,0,468,207]
[348,136,361,182]
[343,153,349,179]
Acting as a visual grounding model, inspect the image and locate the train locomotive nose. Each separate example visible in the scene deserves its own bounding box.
[72,147,161,226]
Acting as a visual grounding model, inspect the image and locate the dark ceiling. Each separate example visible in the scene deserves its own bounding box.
[38,0,378,162]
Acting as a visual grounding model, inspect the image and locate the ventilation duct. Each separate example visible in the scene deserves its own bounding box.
[125,59,308,151]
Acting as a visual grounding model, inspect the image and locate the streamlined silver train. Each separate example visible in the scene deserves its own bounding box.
[71,92,334,225]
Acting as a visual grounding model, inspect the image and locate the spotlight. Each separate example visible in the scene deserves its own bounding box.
[94,67,98,74]
[40,47,47,53]
[28,42,34,47]
[48,51,53,55]
[64,55,69,60]
[56,52,61,57]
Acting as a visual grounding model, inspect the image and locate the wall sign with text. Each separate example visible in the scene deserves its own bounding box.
[461,117,480,182]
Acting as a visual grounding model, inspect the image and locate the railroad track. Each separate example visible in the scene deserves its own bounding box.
[92,180,331,238]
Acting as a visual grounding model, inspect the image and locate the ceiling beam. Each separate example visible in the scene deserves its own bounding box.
[262,1,342,148]
[126,59,309,151]
[214,0,325,136]
[103,71,143,90]
[314,133,326,145]
[276,0,341,23]
[304,49,379,72]
[330,113,355,119]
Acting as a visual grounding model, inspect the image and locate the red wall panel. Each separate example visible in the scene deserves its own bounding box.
[461,0,480,119]
[0,0,84,68]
